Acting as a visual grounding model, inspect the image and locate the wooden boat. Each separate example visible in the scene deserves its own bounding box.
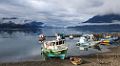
[70,57,83,65]
[42,40,68,59]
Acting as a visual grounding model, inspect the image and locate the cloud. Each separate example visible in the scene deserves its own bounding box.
[87,0,120,15]
[0,0,120,27]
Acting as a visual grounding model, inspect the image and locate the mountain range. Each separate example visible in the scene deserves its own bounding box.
[0,14,120,31]
[0,18,44,30]
[83,14,120,23]
[68,14,120,32]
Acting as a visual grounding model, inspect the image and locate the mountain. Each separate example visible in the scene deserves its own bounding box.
[83,14,120,23]
[23,21,44,28]
[68,14,120,32]
[0,17,44,30]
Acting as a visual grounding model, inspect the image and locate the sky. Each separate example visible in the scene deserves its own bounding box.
[0,0,120,27]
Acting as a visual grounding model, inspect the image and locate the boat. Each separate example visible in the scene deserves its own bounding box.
[76,34,101,51]
[38,34,46,43]
[100,40,111,45]
[69,35,74,39]
[100,36,118,45]
[41,40,68,59]
[70,57,83,65]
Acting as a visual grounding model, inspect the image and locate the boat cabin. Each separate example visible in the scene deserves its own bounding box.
[44,40,65,49]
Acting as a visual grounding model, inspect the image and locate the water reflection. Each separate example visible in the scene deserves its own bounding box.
[0,29,42,37]
[0,29,43,63]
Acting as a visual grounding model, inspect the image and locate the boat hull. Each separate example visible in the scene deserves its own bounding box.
[42,49,67,59]
[100,40,113,45]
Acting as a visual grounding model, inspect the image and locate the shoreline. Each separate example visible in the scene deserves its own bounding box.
[0,46,120,66]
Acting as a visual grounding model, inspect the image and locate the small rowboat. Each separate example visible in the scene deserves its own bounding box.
[70,57,83,65]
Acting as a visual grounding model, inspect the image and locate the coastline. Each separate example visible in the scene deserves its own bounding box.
[0,46,120,66]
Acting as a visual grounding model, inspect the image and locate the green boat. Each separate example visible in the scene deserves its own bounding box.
[42,40,68,59]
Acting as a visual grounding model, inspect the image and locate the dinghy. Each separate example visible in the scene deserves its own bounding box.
[70,57,83,65]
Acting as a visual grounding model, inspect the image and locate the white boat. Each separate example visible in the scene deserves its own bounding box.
[69,35,74,39]
[76,34,101,51]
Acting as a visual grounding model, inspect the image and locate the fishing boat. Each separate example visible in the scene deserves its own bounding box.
[100,36,118,45]
[41,40,68,59]
[76,34,101,51]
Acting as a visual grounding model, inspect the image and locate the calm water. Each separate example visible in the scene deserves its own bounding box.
[0,28,117,63]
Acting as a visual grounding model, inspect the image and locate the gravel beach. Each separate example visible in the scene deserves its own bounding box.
[0,46,120,66]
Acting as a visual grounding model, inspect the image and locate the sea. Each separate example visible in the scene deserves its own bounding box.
[0,28,120,63]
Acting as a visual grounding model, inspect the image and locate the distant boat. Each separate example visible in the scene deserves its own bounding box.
[69,35,74,39]
[38,34,46,43]
[41,40,68,59]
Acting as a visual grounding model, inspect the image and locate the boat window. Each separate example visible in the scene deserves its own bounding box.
[59,41,62,44]
[51,42,55,46]
[56,41,64,45]
[56,41,59,45]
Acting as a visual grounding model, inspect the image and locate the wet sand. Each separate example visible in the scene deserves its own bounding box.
[0,45,120,66]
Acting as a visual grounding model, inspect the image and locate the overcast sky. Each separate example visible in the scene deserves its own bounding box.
[0,0,120,26]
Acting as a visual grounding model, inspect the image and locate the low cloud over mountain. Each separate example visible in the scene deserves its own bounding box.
[0,17,44,29]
